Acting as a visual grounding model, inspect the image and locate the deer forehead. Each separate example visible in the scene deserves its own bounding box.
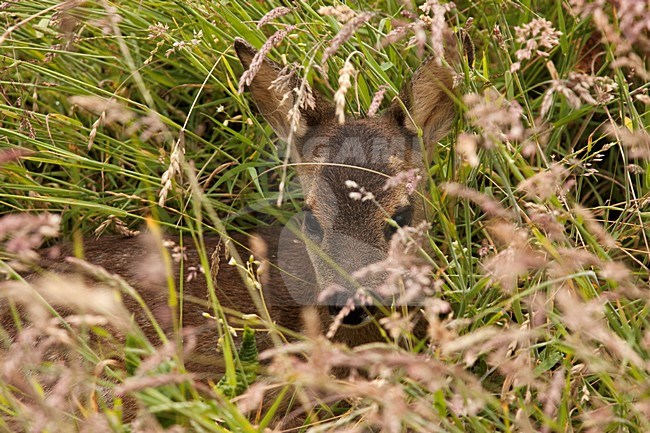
[297,117,421,167]
[296,117,419,224]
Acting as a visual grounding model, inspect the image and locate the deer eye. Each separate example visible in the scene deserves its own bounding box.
[384,206,413,241]
[303,210,323,240]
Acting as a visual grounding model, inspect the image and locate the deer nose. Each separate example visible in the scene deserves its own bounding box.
[325,291,377,326]
[328,305,369,325]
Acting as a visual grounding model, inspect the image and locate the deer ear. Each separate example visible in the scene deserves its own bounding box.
[386,32,460,146]
[234,38,333,142]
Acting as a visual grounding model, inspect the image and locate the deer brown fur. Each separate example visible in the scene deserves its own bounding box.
[234,37,459,327]
[1,37,460,387]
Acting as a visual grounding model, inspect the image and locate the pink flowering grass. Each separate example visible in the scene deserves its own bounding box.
[0,0,649,432]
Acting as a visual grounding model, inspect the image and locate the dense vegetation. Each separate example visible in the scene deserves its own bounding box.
[1,0,649,431]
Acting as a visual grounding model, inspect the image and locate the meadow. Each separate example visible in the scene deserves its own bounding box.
[1,0,649,431]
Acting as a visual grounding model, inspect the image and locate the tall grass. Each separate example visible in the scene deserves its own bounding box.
[1,0,649,431]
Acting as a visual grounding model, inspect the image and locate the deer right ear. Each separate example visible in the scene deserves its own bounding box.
[385,32,461,148]
[234,38,333,142]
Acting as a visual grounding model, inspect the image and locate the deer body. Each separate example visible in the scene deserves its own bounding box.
[1,37,459,382]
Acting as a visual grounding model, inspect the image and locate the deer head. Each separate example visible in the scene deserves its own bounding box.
[234,37,458,330]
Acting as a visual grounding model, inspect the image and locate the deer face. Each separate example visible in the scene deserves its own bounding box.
[234,38,458,328]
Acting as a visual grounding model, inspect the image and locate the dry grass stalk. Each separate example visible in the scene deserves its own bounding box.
[334,59,355,124]
[608,124,650,160]
[540,368,565,433]
[455,132,480,167]
[367,85,387,117]
[318,4,356,23]
[115,373,196,395]
[322,13,374,65]
[257,6,292,29]
[541,71,618,117]
[517,164,568,200]
[442,182,512,219]
[463,89,528,148]
[555,287,644,367]
[574,204,618,249]
[159,130,185,207]
[69,95,135,125]
[238,25,296,94]
[94,215,141,238]
[352,221,434,306]
[526,206,567,242]
[511,18,562,72]
[0,213,60,268]
[420,0,455,63]
[482,222,548,292]
[383,168,422,195]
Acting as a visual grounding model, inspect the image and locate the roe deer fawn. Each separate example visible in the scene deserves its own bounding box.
[0,37,459,380]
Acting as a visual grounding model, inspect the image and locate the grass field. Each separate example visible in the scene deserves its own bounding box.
[1,0,649,431]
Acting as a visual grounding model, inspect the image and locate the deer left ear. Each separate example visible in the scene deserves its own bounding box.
[386,32,460,147]
[234,38,334,142]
